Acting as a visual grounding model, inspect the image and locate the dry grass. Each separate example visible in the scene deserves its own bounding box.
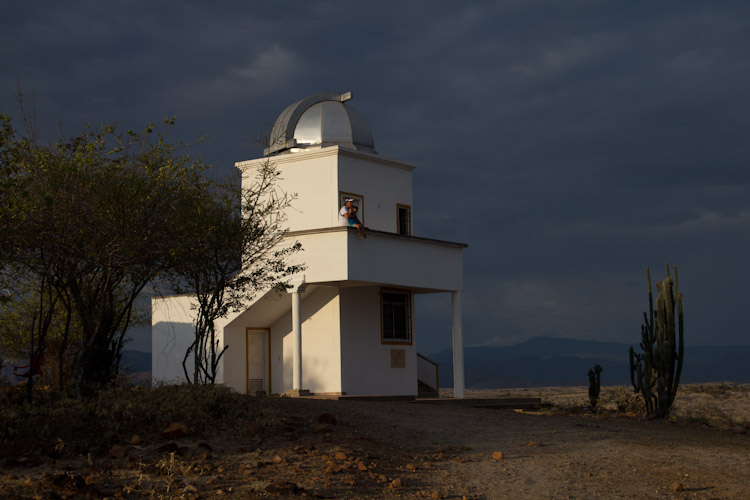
[0,383,281,458]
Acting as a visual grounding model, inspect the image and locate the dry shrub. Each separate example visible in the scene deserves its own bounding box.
[601,386,645,415]
[0,384,280,458]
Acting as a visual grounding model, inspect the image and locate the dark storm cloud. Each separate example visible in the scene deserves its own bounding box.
[2,1,749,352]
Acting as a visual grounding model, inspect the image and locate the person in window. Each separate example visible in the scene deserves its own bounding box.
[339,198,366,238]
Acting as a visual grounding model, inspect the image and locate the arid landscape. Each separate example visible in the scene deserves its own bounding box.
[1,383,749,500]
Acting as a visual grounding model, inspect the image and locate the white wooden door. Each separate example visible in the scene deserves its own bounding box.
[246,330,267,395]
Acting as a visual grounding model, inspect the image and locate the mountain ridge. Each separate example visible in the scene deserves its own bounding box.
[428,336,750,388]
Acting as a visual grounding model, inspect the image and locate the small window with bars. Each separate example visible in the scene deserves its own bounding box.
[397,204,411,235]
[381,288,412,344]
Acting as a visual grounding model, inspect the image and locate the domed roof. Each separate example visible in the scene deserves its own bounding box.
[264,92,376,156]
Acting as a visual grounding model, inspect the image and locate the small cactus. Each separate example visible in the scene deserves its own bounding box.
[588,364,602,408]
[628,263,684,418]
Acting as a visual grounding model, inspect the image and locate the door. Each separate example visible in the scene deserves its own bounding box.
[246,329,269,395]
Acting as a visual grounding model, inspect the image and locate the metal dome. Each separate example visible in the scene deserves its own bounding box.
[264,92,376,156]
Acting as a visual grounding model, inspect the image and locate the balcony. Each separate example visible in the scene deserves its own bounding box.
[285,226,466,293]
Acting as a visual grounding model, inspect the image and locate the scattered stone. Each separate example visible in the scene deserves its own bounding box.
[326,463,342,474]
[492,451,505,461]
[342,477,356,486]
[390,478,403,488]
[527,441,541,447]
[670,482,684,492]
[272,455,283,464]
[625,411,636,418]
[108,445,128,458]
[732,425,747,435]
[378,474,388,483]
[421,462,431,469]
[357,462,368,471]
[334,451,348,461]
[406,463,418,471]
[161,422,190,440]
[431,492,443,499]
[130,435,143,445]
[265,481,299,495]
[318,412,337,425]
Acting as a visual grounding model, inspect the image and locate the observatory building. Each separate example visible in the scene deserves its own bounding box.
[152,92,467,397]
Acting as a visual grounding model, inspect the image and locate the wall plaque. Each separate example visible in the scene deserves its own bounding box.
[390,349,406,368]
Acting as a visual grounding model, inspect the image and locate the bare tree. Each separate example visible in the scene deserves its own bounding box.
[167,161,303,384]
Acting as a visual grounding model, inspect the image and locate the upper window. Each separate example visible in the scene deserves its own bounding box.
[397,204,411,235]
[340,191,365,224]
[381,288,412,344]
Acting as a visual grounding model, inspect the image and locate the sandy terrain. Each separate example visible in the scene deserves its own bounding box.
[2,384,749,499]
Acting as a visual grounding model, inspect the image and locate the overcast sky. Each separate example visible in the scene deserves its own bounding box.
[2,1,749,354]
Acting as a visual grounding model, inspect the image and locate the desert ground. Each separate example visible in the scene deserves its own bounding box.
[2,383,749,500]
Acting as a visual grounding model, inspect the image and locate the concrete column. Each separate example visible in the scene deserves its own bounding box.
[291,289,302,390]
[287,276,308,396]
[451,290,465,399]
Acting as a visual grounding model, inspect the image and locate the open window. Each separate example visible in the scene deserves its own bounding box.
[397,204,411,235]
[381,288,413,344]
[340,191,365,225]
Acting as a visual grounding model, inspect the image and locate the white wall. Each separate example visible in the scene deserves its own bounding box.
[220,322,246,393]
[237,146,415,234]
[151,295,197,384]
[339,286,417,396]
[338,154,413,233]
[239,150,337,232]
[348,232,464,291]
[269,287,342,394]
[286,231,349,284]
[287,229,464,292]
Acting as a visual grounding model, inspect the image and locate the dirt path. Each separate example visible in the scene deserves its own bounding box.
[328,399,750,499]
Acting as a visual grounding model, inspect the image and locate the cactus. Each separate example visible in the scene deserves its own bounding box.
[588,364,602,408]
[628,263,684,418]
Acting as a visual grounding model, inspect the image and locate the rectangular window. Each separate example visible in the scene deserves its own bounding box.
[381,288,412,344]
[340,191,365,225]
[397,204,411,235]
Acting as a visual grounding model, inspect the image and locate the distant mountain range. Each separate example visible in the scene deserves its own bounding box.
[430,337,750,388]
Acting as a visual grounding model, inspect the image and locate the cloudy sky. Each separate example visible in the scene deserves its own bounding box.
[2,1,748,354]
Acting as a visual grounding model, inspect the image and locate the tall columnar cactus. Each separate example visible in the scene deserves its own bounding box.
[628,264,684,418]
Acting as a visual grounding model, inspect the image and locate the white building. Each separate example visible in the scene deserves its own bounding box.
[152,92,467,397]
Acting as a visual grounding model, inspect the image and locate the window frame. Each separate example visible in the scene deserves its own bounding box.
[339,191,365,225]
[396,203,412,235]
[380,287,414,345]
